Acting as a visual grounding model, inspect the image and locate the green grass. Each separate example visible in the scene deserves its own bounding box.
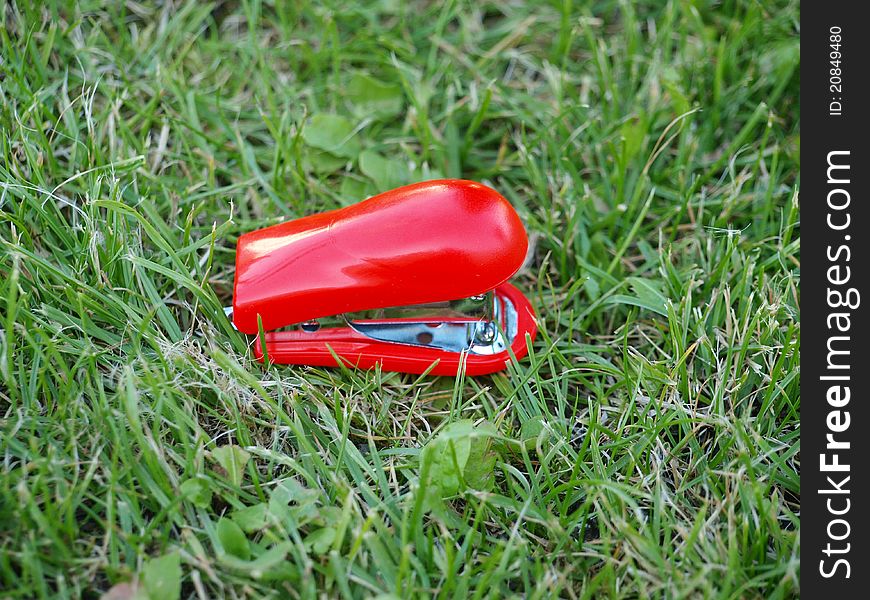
[1,0,800,598]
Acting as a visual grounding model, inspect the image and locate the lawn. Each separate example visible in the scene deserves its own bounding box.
[0,1,800,598]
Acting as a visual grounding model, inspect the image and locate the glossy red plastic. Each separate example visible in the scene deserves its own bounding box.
[231,179,537,375]
[232,180,528,334]
[252,283,537,376]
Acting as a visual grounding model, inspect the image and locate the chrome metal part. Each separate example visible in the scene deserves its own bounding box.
[290,292,496,332]
[227,290,520,356]
[347,292,519,355]
[349,320,479,352]
[348,292,495,322]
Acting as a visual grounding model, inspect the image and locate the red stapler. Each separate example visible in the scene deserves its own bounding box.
[228,179,537,375]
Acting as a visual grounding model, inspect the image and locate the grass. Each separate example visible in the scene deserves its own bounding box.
[0,0,799,598]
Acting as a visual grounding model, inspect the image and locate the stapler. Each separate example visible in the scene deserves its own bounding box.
[228,179,536,375]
